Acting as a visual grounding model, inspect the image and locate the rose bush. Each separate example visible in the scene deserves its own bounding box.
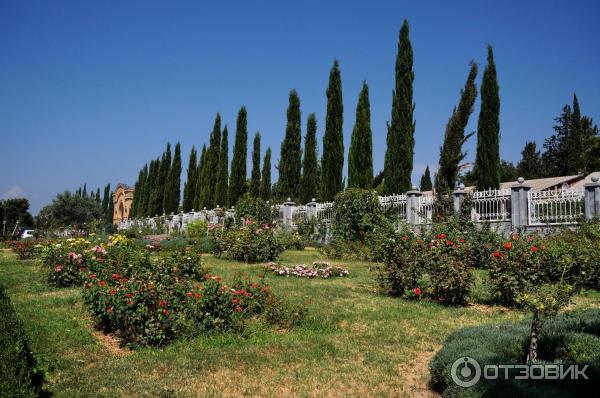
[210,221,284,263]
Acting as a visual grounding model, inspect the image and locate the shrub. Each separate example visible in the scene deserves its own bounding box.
[331,188,390,243]
[235,196,272,225]
[0,284,44,397]
[266,261,349,278]
[8,240,41,260]
[186,220,208,240]
[275,230,306,250]
[430,309,600,397]
[210,222,284,263]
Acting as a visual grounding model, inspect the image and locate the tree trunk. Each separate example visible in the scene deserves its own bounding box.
[527,310,542,363]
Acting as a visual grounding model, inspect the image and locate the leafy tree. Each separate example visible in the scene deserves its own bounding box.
[0,198,33,237]
[195,144,207,209]
[299,113,319,203]
[348,81,373,189]
[384,20,415,195]
[321,60,344,200]
[182,146,197,212]
[164,142,181,214]
[420,166,433,191]
[500,160,518,182]
[278,90,302,200]
[543,95,599,176]
[215,126,229,207]
[229,107,248,206]
[435,62,478,192]
[260,148,272,201]
[516,142,543,180]
[37,191,103,230]
[250,132,261,198]
[585,136,600,172]
[473,46,501,190]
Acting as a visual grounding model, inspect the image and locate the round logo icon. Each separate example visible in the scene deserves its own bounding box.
[451,357,481,388]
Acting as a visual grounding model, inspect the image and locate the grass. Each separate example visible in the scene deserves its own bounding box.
[0,248,598,397]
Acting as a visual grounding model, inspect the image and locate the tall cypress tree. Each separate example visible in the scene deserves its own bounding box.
[106,190,114,225]
[250,132,261,198]
[384,20,415,194]
[164,142,181,214]
[145,159,159,216]
[102,183,111,219]
[565,94,585,174]
[195,144,207,209]
[82,184,87,197]
[131,169,144,217]
[473,46,501,190]
[321,60,344,200]
[95,188,100,203]
[420,166,432,191]
[151,143,171,215]
[182,146,197,211]
[134,166,147,217]
[260,148,272,201]
[198,115,221,209]
[215,126,229,207]
[435,62,478,192]
[299,113,318,203]
[278,90,302,200]
[348,81,373,189]
[229,106,248,206]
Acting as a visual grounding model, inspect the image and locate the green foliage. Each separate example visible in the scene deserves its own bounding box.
[260,148,272,201]
[331,188,388,243]
[101,183,111,220]
[321,60,344,201]
[186,220,208,240]
[194,145,207,210]
[249,132,261,198]
[0,284,44,397]
[182,146,198,212]
[229,107,248,206]
[278,90,302,200]
[384,20,415,195]
[37,191,104,230]
[430,309,600,397]
[348,81,373,189]
[516,141,543,180]
[299,114,319,203]
[163,142,182,214]
[0,198,34,238]
[215,126,229,207]
[474,46,501,190]
[234,195,272,224]
[8,240,40,260]
[420,166,432,191]
[435,62,478,192]
[275,230,306,250]
[209,222,284,263]
[199,114,221,209]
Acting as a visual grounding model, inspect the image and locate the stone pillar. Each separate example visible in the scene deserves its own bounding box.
[511,177,531,229]
[453,183,467,213]
[306,199,317,219]
[406,186,422,225]
[283,198,296,228]
[584,176,600,220]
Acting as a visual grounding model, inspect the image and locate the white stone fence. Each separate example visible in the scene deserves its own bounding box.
[118,176,600,234]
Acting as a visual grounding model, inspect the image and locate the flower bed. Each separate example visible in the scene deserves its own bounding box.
[266,261,349,278]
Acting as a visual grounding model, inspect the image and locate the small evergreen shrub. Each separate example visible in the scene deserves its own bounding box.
[331,188,390,243]
[209,221,284,263]
[235,195,272,224]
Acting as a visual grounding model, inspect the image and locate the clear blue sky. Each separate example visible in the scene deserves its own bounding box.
[1,0,599,214]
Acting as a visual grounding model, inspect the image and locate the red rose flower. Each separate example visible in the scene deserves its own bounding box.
[413,287,422,297]
[186,291,193,297]
[162,309,170,316]
[493,250,501,258]
[107,306,113,313]
[235,305,243,313]
[194,293,202,300]
[459,238,465,243]
[531,246,539,252]
[232,298,239,305]
[446,240,455,246]
[99,281,107,287]
[436,233,446,240]
[159,300,167,307]
[109,289,117,295]
[504,242,512,250]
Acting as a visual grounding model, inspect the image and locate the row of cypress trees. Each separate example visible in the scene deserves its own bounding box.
[128,19,506,214]
[75,183,114,225]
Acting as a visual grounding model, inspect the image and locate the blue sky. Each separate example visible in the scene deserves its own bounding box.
[1,0,599,214]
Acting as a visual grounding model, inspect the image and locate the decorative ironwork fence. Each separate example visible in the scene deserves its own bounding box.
[379,194,407,220]
[472,189,512,222]
[528,189,585,225]
[417,195,434,224]
[315,202,334,225]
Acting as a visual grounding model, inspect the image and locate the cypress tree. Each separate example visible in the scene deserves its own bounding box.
[473,46,501,190]
[95,188,100,203]
[215,126,229,207]
[517,142,543,180]
[82,184,87,197]
[195,144,207,209]
[106,190,114,225]
[134,166,147,217]
[434,62,478,192]
[145,159,159,216]
[348,81,373,189]
[279,90,302,200]
[384,20,415,194]
[250,132,261,198]
[321,60,344,200]
[151,143,171,215]
[420,166,432,191]
[164,142,181,214]
[131,168,144,217]
[229,106,248,206]
[102,183,111,218]
[182,146,197,212]
[299,113,319,203]
[260,148,272,201]
[200,114,221,208]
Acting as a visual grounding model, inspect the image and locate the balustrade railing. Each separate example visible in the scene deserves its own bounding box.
[471,189,511,222]
[528,189,585,225]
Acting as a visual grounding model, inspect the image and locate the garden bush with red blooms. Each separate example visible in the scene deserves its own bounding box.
[210,220,284,263]
[8,239,42,260]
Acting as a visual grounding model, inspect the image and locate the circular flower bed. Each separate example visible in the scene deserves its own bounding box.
[266,261,349,278]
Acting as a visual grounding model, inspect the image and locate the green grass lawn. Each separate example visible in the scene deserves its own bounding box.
[1,249,598,397]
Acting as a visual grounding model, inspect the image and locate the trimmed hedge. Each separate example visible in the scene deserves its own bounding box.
[0,284,44,397]
[430,309,600,397]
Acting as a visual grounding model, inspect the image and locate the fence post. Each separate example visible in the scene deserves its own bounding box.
[453,183,466,213]
[584,176,600,220]
[406,185,422,225]
[283,198,296,228]
[307,198,317,219]
[511,177,531,229]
